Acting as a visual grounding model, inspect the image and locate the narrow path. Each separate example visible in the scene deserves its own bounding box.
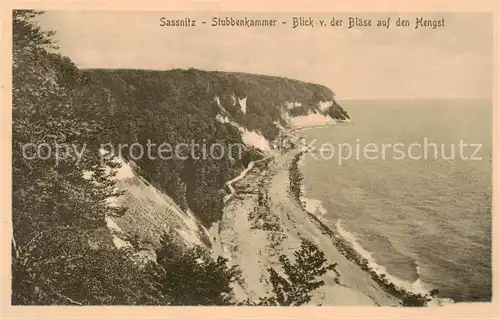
[223,161,255,203]
[223,156,271,203]
[211,155,271,260]
[210,155,272,301]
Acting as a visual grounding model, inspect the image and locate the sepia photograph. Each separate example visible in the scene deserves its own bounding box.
[6,5,496,313]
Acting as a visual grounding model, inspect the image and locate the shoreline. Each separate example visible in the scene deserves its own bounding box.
[211,122,453,306]
[214,137,397,305]
[213,122,398,305]
[288,136,453,307]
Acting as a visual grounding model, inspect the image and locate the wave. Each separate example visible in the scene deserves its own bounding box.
[335,219,428,295]
[300,184,328,218]
[290,146,455,306]
[298,155,327,218]
[302,197,328,217]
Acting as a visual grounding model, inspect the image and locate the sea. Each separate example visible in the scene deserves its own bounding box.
[299,99,492,302]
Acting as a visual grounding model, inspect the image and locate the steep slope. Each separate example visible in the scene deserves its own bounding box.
[103,157,211,253]
[79,68,350,234]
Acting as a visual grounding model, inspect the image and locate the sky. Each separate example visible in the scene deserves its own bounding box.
[37,11,493,100]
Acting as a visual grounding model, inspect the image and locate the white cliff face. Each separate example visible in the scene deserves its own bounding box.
[217,96,346,151]
[215,94,270,152]
[216,93,247,115]
[230,93,237,106]
[105,216,133,249]
[214,95,221,108]
[238,97,247,114]
[318,100,333,112]
[278,100,345,129]
[90,153,208,252]
[216,112,271,151]
[282,111,337,129]
[289,112,336,129]
[241,130,271,151]
[109,157,135,180]
[216,114,231,124]
[285,101,303,109]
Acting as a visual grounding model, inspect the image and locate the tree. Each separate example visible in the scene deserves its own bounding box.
[244,239,337,306]
[401,293,432,307]
[149,232,241,305]
[401,289,438,307]
[12,10,158,305]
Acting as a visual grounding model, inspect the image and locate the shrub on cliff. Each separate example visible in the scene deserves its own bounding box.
[150,236,336,306]
[266,239,337,306]
[149,232,241,305]
[401,293,431,307]
[241,239,337,306]
[401,289,439,307]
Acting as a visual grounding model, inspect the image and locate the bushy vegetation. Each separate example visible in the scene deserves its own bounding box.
[12,10,161,305]
[248,186,282,231]
[265,239,337,306]
[241,239,337,306]
[148,234,337,306]
[401,289,439,307]
[289,152,305,204]
[147,232,241,305]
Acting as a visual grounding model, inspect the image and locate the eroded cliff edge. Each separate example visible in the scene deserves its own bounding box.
[79,68,350,250]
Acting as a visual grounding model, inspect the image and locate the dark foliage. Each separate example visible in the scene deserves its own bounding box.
[148,232,241,305]
[265,239,337,306]
[12,10,163,305]
[240,239,337,306]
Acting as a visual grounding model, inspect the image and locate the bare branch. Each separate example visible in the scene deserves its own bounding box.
[12,237,20,259]
[54,293,83,306]
[20,231,47,251]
